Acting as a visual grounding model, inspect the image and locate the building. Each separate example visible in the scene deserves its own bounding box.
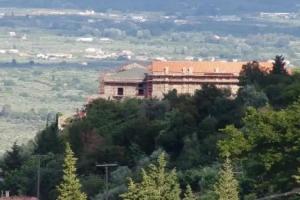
[99,63,148,100]
[99,60,273,100]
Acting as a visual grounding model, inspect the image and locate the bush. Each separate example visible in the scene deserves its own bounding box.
[3,80,16,86]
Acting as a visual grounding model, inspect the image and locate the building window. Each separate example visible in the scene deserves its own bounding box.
[117,88,124,96]
[138,83,144,88]
[138,89,144,96]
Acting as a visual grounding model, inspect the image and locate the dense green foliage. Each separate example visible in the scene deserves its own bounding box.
[1,56,300,199]
[121,153,181,200]
[219,101,300,198]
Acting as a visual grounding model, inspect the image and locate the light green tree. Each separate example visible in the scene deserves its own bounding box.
[293,167,300,184]
[121,153,181,200]
[57,143,87,200]
[183,185,196,200]
[214,157,239,200]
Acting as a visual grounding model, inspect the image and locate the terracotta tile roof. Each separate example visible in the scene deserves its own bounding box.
[149,60,273,74]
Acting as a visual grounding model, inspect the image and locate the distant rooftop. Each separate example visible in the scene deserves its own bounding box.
[105,63,148,80]
[103,60,276,82]
[150,60,273,74]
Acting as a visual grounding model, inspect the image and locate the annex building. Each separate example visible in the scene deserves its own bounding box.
[98,60,273,100]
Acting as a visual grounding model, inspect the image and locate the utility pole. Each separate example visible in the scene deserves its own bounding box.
[37,156,41,200]
[96,163,118,200]
[35,155,47,200]
[46,113,51,128]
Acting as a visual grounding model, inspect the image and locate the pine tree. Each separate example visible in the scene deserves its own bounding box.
[57,143,87,200]
[183,185,196,200]
[271,55,287,75]
[121,153,181,200]
[214,157,239,200]
[2,142,23,172]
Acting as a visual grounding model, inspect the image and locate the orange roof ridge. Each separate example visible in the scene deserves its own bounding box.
[149,60,273,74]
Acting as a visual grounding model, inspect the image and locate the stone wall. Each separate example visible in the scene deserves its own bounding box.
[151,83,203,98]
[151,82,239,99]
[103,84,139,99]
[101,77,240,100]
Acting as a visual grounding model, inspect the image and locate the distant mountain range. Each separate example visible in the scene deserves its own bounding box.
[0,0,298,14]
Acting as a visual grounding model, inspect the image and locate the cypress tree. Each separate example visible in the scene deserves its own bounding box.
[271,55,287,75]
[57,143,87,200]
[35,113,63,154]
[214,157,239,200]
[121,153,181,200]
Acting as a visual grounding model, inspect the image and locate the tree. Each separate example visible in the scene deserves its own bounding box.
[236,85,268,108]
[2,142,23,172]
[214,156,239,200]
[176,134,201,169]
[239,61,266,86]
[57,143,87,200]
[218,100,300,197]
[294,167,300,184]
[121,153,181,200]
[3,153,63,199]
[183,185,196,200]
[34,113,63,155]
[271,55,287,75]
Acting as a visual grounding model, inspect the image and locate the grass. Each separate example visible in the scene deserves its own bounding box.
[0,66,100,154]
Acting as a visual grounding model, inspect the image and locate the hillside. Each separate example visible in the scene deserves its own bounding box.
[0,0,298,14]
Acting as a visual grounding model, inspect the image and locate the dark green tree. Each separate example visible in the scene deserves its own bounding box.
[2,153,63,199]
[271,55,287,75]
[239,61,266,86]
[35,113,63,154]
[236,85,268,108]
[2,142,23,172]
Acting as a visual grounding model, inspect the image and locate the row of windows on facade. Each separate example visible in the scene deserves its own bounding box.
[163,67,220,74]
[117,87,144,96]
